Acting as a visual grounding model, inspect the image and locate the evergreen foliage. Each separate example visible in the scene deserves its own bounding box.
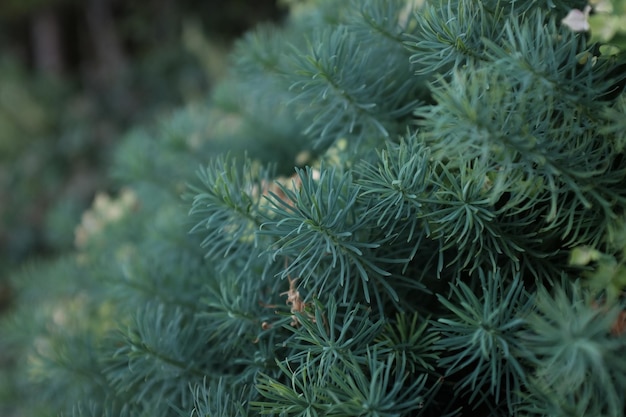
[2,0,626,416]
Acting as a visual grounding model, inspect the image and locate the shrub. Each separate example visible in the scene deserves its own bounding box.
[2,0,626,416]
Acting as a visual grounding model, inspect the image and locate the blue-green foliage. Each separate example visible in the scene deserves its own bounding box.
[2,0,626,416]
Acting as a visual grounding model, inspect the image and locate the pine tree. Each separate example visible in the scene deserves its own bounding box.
[2,0,626,416]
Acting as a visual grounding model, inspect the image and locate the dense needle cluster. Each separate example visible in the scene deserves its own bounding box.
[2,0,626,416]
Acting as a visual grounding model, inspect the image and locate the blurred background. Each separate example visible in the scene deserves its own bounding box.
[0,0,284,314]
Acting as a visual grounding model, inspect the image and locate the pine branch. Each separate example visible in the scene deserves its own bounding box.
[288,5,422,148]
[190,379,253,417]
[260,165,400,304]
[283,297,386,374]
[357,138,432,245]
[103,304,211,415]
[253,347,439,417]
[377,311,440,373]
[520,280,626,416]
[433,270,531,410]
[200,270,279,353]
[406,0,497,75]
[188,155,272,273]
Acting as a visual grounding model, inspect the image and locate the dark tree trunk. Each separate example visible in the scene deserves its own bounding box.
[31,8,64,75]
[85,0,127,81]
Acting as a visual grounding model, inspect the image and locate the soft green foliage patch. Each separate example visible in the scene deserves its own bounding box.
[2,0,626,416]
